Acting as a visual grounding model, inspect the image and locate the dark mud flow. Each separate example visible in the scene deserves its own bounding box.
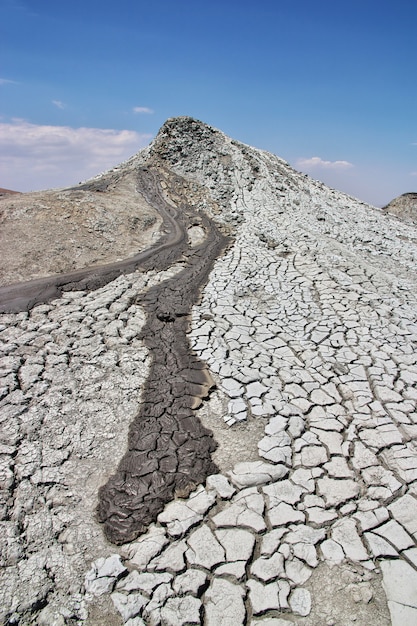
[96,168,230,544]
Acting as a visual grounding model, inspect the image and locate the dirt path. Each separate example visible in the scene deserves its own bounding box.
[0,168,182,313]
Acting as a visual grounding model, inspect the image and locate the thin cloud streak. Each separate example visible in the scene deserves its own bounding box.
[133,106,154,114]
[296,156,354,170]
[0,119,152,191]
[52,100,65,109]
[0,78,18,85]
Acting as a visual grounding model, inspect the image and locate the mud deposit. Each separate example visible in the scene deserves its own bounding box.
[96,167,230,543]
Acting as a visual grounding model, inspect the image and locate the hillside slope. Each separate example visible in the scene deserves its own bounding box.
[1,117,417,625]
[383,191,417,224]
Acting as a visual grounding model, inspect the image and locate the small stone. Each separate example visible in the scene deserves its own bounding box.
[250,552,285,582]
[320,539,345,564]
[300,445,328,467]
[173,568,207,595]
[229,461,288,488]
[349,582,373,604]
[388,494,417,536]
[204,578,245,625]
[289,588,311,616]
[128,526,169,569]
[332,519,369,561]
[215,528,256,562]
[380,559,417,607]
[285,558,312,585]
[111,591,147,622]
[206,474,236,499]
[186,524,225,569]
[317,476,359,506]
[160,596,202,625]
[247,579,280,615]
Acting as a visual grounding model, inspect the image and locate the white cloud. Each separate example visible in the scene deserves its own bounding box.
[296,156,354,170]
[0,119,152,191]
[411,171,417,176]
[0,78,18,85]
[133,106,154,114]
[52,100,65,109]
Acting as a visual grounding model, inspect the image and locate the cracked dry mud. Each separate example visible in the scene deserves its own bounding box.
[1,117,417,625]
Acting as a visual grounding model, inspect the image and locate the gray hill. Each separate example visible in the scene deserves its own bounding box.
[1,117,417,625]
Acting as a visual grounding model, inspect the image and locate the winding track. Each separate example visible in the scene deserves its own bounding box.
[0,167,185,314]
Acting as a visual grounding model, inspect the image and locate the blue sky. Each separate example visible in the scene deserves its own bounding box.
[1,0,416,206]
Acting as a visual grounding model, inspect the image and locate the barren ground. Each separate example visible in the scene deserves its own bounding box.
[0,173,162,286]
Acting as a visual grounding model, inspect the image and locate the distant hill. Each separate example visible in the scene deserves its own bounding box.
[0,187,20,195]
[383,191,417,223]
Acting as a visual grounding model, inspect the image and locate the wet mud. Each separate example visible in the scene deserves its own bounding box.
[97,168,230,543]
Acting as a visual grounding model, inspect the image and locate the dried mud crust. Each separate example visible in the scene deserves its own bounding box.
[97,167,231,544]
